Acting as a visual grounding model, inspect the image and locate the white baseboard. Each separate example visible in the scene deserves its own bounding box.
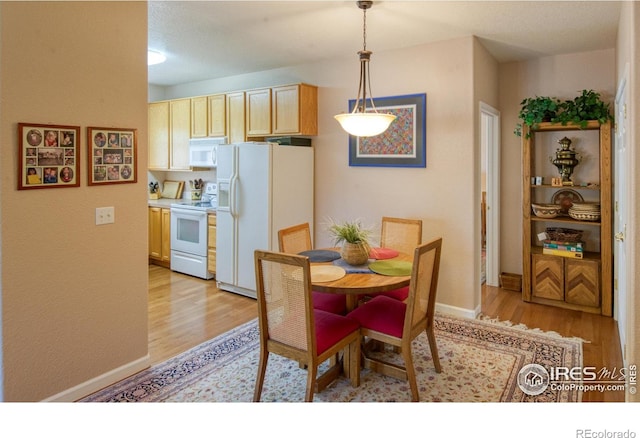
[436,302,480,320]
[41,355,151,402]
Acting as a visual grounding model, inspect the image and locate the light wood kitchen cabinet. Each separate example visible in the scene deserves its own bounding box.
[191,96,208,138]
[208,94,226,137]
[149,207,171,267]
[148,101,170,170]
[226,92,246,144]
[148,98,192,171]
[207,214,217,274]
[272,84,318,135]
[246,88,272,136]
[169,98,191,170]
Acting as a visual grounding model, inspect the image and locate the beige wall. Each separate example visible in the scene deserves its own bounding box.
[162,36,487,315]
[497,49,616,274]
[0,1,149,401]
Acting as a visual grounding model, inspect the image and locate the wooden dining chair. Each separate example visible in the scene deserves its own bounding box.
[346,237,443,402]
[253,250,361,402]
[278,223,347,315]
[376,216,423,301]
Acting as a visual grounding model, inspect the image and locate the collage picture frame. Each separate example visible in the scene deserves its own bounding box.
[18,123,81,190]
[87,127,138,185]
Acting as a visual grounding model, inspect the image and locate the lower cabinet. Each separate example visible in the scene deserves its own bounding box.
[531,253,600,309]
[207,214,216,274]
[149,207,171,268]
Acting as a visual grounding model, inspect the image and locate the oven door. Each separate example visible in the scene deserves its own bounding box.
[170,207,208,256]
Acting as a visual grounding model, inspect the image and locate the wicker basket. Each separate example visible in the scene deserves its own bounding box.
[545,227,583,242]
[500,272,522,292]
[340,242,369,266]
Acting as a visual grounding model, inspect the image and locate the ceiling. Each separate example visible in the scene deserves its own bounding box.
[148,0,622,87]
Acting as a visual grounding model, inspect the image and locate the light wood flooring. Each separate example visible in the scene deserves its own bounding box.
[148,265,624,402]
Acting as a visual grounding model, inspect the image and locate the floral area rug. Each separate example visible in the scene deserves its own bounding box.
[80,314,582,403]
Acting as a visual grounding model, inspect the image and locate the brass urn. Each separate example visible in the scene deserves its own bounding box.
[550,137,580,184]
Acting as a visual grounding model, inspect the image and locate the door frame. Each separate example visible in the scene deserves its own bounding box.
[480,102,501,287]
[614,64,630,360]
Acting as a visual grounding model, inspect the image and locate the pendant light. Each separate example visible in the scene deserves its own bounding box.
[334,1,396,137]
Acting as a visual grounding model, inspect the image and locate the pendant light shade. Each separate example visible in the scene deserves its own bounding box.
[334,1,396,137]
[334,112,396,137]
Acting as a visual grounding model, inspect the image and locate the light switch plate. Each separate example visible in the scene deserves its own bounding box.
[96,207,115,225]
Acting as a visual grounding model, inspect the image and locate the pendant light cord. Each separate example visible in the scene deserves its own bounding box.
[362,5,367,52]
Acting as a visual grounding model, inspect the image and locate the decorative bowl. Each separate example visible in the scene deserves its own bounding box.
[532,203,561,218]
[568,208,601,222]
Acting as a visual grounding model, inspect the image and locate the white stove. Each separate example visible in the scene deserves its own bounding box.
[170,182,218,211]
[169,181,217,280]
[170,200,216,211]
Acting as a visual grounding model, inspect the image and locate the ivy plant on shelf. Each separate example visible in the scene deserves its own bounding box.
[514,89,614,138]
[554,89,614,129]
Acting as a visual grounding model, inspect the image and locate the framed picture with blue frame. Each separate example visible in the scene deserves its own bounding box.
[348,93,426,168]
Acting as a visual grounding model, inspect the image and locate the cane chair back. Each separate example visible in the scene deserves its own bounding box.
[374,217,423,302]
[278,222,313,254]
[278,223,347,315]
[253,250,360,402]
[346,238,443,401]
[380,217,423,257]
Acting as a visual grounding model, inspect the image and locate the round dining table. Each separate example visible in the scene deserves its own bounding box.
[310,248,412,312]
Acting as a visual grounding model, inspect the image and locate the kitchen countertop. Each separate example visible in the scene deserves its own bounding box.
[148,198,176,208]
[148,198,216,213]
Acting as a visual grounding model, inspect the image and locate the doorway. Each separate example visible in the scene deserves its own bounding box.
[480,103,500,287]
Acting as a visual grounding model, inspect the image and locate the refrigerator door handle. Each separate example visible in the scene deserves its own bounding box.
[229,145,239,218]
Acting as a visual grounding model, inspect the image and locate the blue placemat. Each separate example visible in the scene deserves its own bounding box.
[298,249,341,262]
[332,257,374,273]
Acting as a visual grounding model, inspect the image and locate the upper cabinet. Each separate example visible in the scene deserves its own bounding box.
[245,83,318,137]
[148,101,170,170]
[148,83,317,170]
[246,88,272,136]
[208,94,226,137]
[272,84,317,136]
[148,99,191,171]
[190,96,208,138]
[192,94,226,138]
[169,98,191,170]
[226,91,246,144]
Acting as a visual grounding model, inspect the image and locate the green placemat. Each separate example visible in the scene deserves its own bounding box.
[368,260,413,276]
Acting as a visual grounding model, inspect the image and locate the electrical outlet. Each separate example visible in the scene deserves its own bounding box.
[95,207,115,225]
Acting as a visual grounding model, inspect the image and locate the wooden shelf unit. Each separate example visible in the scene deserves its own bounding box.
[521,121,612,316]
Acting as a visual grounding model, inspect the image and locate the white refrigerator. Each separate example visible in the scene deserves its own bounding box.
[216,142,314,298]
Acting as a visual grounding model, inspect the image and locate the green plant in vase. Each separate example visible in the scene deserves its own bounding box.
[514,95,561,137]
[326,218,373,266]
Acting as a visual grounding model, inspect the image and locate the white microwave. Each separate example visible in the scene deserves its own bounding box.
[189,137,227,168]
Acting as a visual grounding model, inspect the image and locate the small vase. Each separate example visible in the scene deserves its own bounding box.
[341,242,369,266]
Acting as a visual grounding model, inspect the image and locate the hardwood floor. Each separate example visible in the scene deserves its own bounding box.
[148,264,256,365]
[148,265,624,402]
[482,284,624,402]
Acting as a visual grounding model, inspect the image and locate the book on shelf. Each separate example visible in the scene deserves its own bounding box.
[542,248,584,259]
[542,240,583,252]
